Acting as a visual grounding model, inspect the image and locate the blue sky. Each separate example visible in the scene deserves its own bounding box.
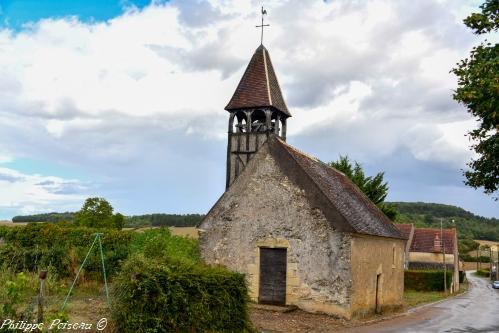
[0,0,497,220]
[0,0,151,28]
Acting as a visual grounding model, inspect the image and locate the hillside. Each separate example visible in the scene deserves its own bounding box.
[390,202,499,241]
[11,202,497,241]
[11,212,204,227]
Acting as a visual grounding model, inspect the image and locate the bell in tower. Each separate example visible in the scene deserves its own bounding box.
[225,44,291,188]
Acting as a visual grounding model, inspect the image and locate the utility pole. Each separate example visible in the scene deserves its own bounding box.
[476,246,479,271]
[441,218,447,293]
[490,246,493,280]
[478,246,481,270]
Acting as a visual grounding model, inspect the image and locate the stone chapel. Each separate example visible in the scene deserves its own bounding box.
[199,44,406,319]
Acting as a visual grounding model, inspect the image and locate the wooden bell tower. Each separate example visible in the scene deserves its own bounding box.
[224,45,291,188]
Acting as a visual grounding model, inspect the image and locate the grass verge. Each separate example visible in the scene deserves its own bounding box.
[404,281,468,308]
[403,290,447,307]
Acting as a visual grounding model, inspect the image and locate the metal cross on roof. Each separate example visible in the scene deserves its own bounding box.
[256,6,269,45]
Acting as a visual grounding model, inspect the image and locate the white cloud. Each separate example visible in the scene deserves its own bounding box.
[0,167,88,215]
[0,0,496,218]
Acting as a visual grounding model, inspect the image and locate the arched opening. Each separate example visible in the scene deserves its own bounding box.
[228,113,235,133]
[251,109,268,132]
[271,112,281,136]
[280,117,286,140]
[233,111,248,133]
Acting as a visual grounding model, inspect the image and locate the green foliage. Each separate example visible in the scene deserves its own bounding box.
[74,197,123,229]
[404,270,453,291]
[12,210,205,229]
[458,239,480,254]
[13,212,205,228]
[463,0,499,34]
[0,271,31,319]
[460,254,491,262]
[126,213,205,228]
[12,212,75,223]
[328,155,397,220]
[474,268,490,277]
[0,267,69,332]
[130,228,200,263]
[452,0,499,197]
[0,223,133,277]
[392,202,499,241]
[112,255,255,333]
[113,213,125,230]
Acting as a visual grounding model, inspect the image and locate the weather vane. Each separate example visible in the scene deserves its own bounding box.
[256,6,269,45]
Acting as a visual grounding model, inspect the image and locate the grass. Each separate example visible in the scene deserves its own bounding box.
[473,269,490,277]
[403,290,447,307]
[0,269,113,332]
[404,282,468,308]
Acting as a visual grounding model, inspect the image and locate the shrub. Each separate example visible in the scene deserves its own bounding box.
[0,224,133,277]
[460,254,491,262]
[130,228,200,263]
[474,268,490,277]
[405,270,453,291]
[112,255,255,333]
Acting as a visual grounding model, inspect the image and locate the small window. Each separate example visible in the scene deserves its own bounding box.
[392,246,396,267]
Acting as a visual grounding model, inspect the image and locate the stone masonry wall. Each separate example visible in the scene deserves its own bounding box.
[199,145,353,318]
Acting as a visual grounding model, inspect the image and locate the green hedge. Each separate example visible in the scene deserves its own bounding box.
[405,270,453,291]
[0,224,201,279]
[474,268,490,277]
[0,223,133,277]
[460,254,491,263]
[112,255,255,333]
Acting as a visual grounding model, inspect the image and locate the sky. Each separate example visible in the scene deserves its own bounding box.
[0,0,497,219]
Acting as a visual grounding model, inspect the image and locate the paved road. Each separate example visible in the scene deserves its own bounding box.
[340,272,499,333]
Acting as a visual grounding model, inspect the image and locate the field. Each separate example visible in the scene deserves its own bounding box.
[169,226,199,238]
[0,220,28,227]
[0,220,199,238]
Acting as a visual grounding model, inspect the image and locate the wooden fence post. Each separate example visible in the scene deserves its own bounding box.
[38,270,47,323]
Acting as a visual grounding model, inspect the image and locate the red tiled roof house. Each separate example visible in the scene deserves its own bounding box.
[395,224,460,292]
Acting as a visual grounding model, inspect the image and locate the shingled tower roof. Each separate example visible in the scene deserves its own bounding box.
[225,45,291,116]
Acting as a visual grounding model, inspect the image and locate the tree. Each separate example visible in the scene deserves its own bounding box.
[113,213,125,230]
[74,197,123,230]
[452,0,499,198]
[328,156,397,220]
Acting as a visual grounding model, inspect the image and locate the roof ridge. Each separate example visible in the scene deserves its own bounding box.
[415,227,456,231]
[262,48,272,105]
[272,136,403,239]
[272,136,353,230]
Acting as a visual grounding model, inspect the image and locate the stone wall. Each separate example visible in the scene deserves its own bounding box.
[200,145,352,317]
[350,235,405,318]
[409,252,454,264]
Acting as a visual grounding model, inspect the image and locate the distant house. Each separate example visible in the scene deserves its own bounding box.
[396,224,459,292]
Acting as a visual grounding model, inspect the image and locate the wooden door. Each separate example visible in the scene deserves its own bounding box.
[259,248,287,305]
[375,273,381,314]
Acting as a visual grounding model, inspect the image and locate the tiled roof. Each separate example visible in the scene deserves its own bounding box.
[410,228,456,253]
[395,224,413,240]
[225,45,291,116]
[271,137,403,239]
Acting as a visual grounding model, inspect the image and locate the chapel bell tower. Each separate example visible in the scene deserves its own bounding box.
[225,44,291,188]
